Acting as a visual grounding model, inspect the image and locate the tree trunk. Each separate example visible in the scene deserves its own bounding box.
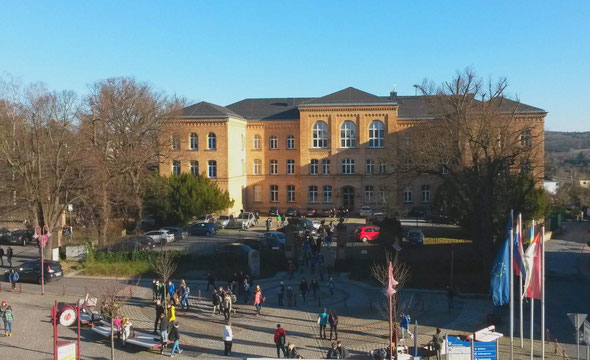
[110,321,115,360]
[99,183,110,246]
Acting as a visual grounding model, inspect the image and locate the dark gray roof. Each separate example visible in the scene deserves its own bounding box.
[299,87,396,107]
[181,101,244,119]
[226,98,311,121]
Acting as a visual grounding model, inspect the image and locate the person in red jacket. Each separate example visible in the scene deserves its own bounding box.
[274,323,287,358]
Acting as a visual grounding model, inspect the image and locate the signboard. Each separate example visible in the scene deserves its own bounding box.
[59,306,76,327]
[474,341,497,360]
[567,313,587,329]
[447,336,471,360]
[57,341,76,360]
[584,320,590,345]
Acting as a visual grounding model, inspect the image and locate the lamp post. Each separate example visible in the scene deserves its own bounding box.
[384,262,398,360]
[33,225,51,295]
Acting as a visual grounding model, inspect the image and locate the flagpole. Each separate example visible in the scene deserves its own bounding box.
[510,221,514,360]
[530,219,535,360]
[541,225,545,360]
[519,213,524,348]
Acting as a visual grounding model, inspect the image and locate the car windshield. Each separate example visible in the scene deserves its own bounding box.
[219,216,230,220]
[238,214,249,219]
[47,262,62,271]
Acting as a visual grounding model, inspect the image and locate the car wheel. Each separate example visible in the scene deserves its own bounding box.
[362,237,368,243]
[205,231,212,237]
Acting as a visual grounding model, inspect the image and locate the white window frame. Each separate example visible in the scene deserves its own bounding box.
[323,185,332,203]
[253,159,262,175]
[365,185,374,203]
[322,159,331,175]
[421,184,431,203]
[312,121,329,148]
[309,185,318,203]
[287,159,295,175]
[207,133,216,150]
[171,135,180,150]
[253,134,262,150]
[287,185,295,202]
[172,160,181,175]
[366,159,375,174]
[270,185,279,202]
[189,133,198,150]
[208,160,217,178]
[254,185,262,202]
[269,135,278,150]
[270,160,278,175]
[378,161,387,175]
[378,185,388,203]
[520,129,531,147]
[286,135,295,149]
[190,160,199,176]
[368,120,385,148]
[340,121,357,148]
[404,186,412,203]
[341,159,355,174]
[309,159,319,175]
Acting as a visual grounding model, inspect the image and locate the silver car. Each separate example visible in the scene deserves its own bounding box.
[215,215,231,229]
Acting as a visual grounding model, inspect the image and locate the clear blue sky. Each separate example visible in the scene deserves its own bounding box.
[1,1,589,131]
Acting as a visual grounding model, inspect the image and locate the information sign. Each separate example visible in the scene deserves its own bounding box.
[474,341,497,360]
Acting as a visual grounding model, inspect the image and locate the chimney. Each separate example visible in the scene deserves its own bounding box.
[390,90,397,101]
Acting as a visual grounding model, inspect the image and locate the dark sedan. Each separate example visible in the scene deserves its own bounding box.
[186,223,217,236]
[6,260,63,284]
[5,229,34,246]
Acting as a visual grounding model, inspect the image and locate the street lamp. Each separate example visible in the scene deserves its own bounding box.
[383,262,398,360]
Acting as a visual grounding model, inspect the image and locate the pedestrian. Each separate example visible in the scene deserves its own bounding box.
[0,246,4,267]
[311,278,319,299]
[278,281,285,306]
[286,286,295,307]
[317,308,328,339]
[178,279,190,311]
[167,303,176,323]
[207,272,216,291]
[154,299,164,334]
[329,309,338,340]
[299,279,308,305]
[255,211,260,225]
[326,342,340,358]
[222,292,232,321]
[157,280,166,302]
[223,321,233,356]
[167,281,176,305]
[328,277,335,295]
[254,285,263,315]
[169,321,183,356]
[6,247,13,268]
[447,285,455,312]
[286,343,299,358]
[432,328,444,360]
[3,305,13,337]
[159,312,169,354]
[0,301,7,320]
[400,313,412,339]
[152,279,157,301]
[266,217,272,231]
[120,316,132,346]
[336,340,348,358]
[242,279,251,304]
[274,323,287,358]
[8,268,19,292]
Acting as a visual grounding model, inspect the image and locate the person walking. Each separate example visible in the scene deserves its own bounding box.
[278,281,285,306]
[222,292,232,321]
[326,342,340,358]
[336,341,348,358]
[8,268,19,292]
[242,279,251,304]
[286,286,295,307]
[0,246,4,267]
[299,279,308,305]
[266,217,272,231]
[178,280,190,311]
[286,343,299,358]
[207,273,216,291]
[152,279,157,301]
[169,321,183,356]
[432,328,444,360]
[159,312,169,354]
[253,285,263,315]
[223,321,233,356]
[212,289,222,315]
[3,305,13,336]
[400,313,412,340]
[167,303,176,323]
[157,280,166,302]
[153,299,164,334]
[328,309,338,340]
[274,324,287,358]
[167,281,176,305]
[317,308,328,340]
[6,247,13,268]
[328,277,335,296]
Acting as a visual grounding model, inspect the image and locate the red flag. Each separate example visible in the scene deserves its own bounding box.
[524,233,542,300]
[383,262,398,296]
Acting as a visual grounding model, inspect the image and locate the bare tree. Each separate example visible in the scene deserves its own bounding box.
[150,250,178,307]
[98,280,133,360]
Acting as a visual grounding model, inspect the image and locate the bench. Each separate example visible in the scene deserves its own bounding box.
[90,320,171,350]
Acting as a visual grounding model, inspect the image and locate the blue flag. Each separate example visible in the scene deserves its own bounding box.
[490,215,512,306]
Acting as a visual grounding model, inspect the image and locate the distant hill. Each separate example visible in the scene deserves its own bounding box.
[545,131,590,153]
[545,131,590,180]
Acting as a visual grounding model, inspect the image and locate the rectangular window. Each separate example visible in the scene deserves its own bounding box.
[520,130,531,147]
[322,159,331,175]
[171,135,180,150]
[287,135,295,150]
[253,135,261,150]
[253,160,261,175]
[190,160,199,176]
[270,185,279,202]
[421,184,431,203]
[270,160,278,175]
[309,159,319,175]
[323,185,332,203]
[378,161,387,174]
[366,159,375,174]
[341,159,355,174]
[172,160,181,175]
[287,185,295,202]
[287,160,295,175]
[270,136,278,149]
[208,160,217,178]
[378,185,388,203]
[441,164,448,175]
[404,186,412,203]
[365,185,374,203]
[309,185,318,203]
[254,185,262,202]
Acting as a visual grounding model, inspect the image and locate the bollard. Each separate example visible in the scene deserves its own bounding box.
[198,290,201,303]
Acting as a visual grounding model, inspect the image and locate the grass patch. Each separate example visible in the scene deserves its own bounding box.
[423,237,473,245]
[81,260,152,277]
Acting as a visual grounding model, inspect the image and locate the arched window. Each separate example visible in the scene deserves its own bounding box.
[208,160,217,178]
[189,133,198,150]
[340,121,356,148]
[286,135,295,149]
[269,135,278,149]
[207,133,216,150]
[253,134,262,150]
[368,121,384,148]
[312,121,329,148]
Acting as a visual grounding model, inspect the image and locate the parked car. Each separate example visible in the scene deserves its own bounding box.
[353,225,381,242]
[127,235,156,249]
[405,229,424,245]
[268,207,280,216]
[215,243,253,257]
[6,229,34,246]
[260,231,286,250]
[6,260,62,284]
[144,230,174,244]
[0,227,10,243]
[286,207,299,217]
[305,208,318,217]
[233,212,256,229]
[370,212,386,222]
[186,223,217,236]
[215,215,231,229]
[359,206,373,217]
[195,214,216,224]
[161,227,186,241]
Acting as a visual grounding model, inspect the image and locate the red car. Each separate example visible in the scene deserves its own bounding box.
[354,225,380,242]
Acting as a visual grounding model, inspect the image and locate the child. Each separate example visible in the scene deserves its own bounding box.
[3,306,12,336]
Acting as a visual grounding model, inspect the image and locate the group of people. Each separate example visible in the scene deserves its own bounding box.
[274,322,348,359]
[152,279,190,311]
[151,297,183,356]
[0,301,14,336]
[0,246,14,268]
